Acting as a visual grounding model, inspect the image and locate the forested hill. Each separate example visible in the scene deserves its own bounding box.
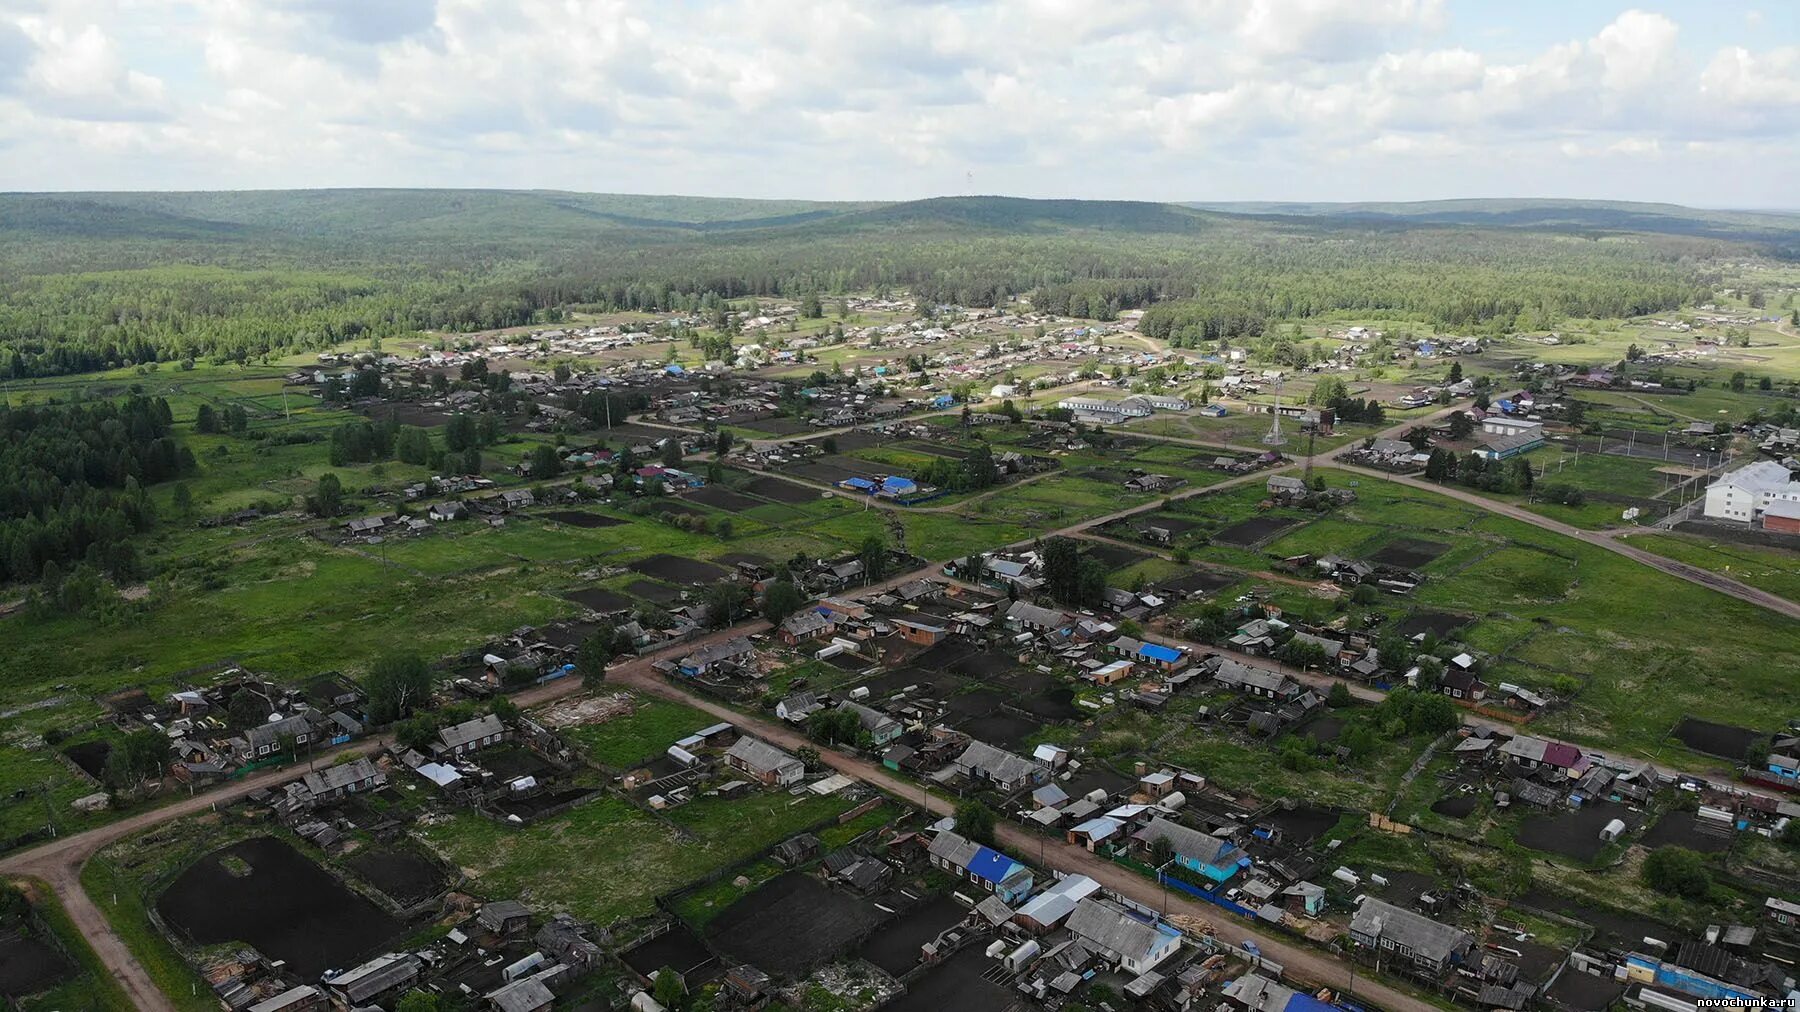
[1188,198,1800,246]
[0,190,1779,378]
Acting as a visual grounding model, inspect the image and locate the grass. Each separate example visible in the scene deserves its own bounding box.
[418,789,862,927]
[82,821,236,1012]
[1619,530,1800,603]
[558,694,719,769]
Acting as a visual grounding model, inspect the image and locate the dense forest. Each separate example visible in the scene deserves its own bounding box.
[0,191,1785,378]
[0,396,183,584]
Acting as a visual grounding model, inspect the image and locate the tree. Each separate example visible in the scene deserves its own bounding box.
[714,430,734,456]
[954,799,996,845]
[365,652,434,722]
[391,993,443,1012]
[761,580,805,624]
[1149,835,1175,868]
[106,728,172,787]
[228,689,271,728]
[1326,681,1352,707]
[307,472,343,518]
[576,629,615,683]
[195,404,220,433]
[660,439,684,467]
[1446,362,1463,383]
[704,582,750,628]
[1447,411,1474,440]
[172,482,194,518]
[1641,847,1711,899]
[653,968,686,1011]
[806,707,860,746]
[529,444,563,477]
[859,535,888,583]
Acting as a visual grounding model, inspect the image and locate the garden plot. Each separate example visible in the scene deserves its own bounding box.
[542,511,626,528]
[1260,804,1342,845]
[1672,717,1761,761]
[1519,888,1677,952]
[1513,802,1638,862]
[886,946,1023,1012]
[629,553,728,584]
[706,873,891,978]
[1396,610,1473,639]
[622,923,722,984]
[1368,538,1451,568]
[684,486,765,512]
[960,712,1042,750]
[1212,516,1302,547]
[1431,794,1479,819]
[855,894,966,977]
[650,501,708,519]
[1083,542,1153,570]
[625,579,683,605]
[344,849,449,906]
[1155,567,1241,597]
[155,836,401,978]
[61,739,110,780]
[1640,811,1733,854]
[743,476,818,503]
[563,587,636,613]
[0,931,72,998]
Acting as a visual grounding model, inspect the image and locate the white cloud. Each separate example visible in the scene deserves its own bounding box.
[0,0,1793,205]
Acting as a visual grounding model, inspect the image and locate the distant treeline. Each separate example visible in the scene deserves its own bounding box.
[0,201,1717,377]
[0,396,184,584]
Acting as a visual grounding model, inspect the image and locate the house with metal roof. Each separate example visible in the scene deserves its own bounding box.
[927,830,1035,904]
[1065,897,1182,975]
[1005,600,1068,632]
[836,700,902,745]
[1013,874,1102,933]
[434,713,509,757]
[324,953,422,1006]
[725,736,804,787]
[1348,897,1475,975]
[1133,817,1243,884]
[952,740,1049,792]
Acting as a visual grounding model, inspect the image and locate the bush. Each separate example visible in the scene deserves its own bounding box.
[1641,847,1711,899]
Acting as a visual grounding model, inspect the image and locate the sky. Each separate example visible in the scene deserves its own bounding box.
[0,0,1797,206]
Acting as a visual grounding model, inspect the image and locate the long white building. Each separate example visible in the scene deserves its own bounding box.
[1703,460,1800,523]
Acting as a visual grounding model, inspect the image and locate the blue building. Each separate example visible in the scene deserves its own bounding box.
[1135,816,1243,884]
[928,830,1035,905]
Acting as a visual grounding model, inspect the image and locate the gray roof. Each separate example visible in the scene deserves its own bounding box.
[1005,600,1067,628]
[1209,657,1295,695]
[438,713,505,751]
[683,636,756,668]
[477,899,532,930]
[781,611,833,637]
[1137,816,1234,867]
[1066,898,1174,964]
[246,714,313,751]
[726,736,801,775]
[302,757,382,795]
[327,954,420,1003]
[836,700,899,734]
[1349,897,1475,964]
[954,740,1045,785]
[487,977,555,1012]
[927,829,982,870]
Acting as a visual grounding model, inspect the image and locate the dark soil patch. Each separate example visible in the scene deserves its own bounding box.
[563,587,635,613]
[789,460,864,485]
[747,415,814,436]
[0,931,72,997]
[1083,542,1151,570]
[685,486,764,512]
[944,689,1006,720]
[960,712,1042,750]
[1214,516,1301,547]
[1543,969,1625,1011]
[62,740,111,780]
[887,945,1023,1012]
[949,651,1017,680]
[855,895,967,977]
[101,688,152,713]
[1673,717,1760,761]
[544,511,626,528]
[706,873,889,977]
[537,621,599,650]
[1519,889,1675,952]
[717,552,775,569]
[908,640,978,671]
[1298,716,1344,743]
[827,429,884,452]
[1641,812,1732,854]
[1078,468,1126,484]
[629,554,727,584]
[156,836,401,978]
[344,849,447,905]
[1514,802,1635,862]
[622,923,721,984]
[480,749,551,780]
[1431,795,1479,819]
[1261,804,1341,845]
[1368,538,1450,568]
[1396,610,1472,639]
[1138,515,1203,535]
[1373,870,1438,907]
[1156,567,1240,596]
[494,788,599,820]
[362,402,449,428]
[626,579,683,605]
[1015,688,1082,722]
[1062,767,1133,803]
[744,476,816,503]
[855,668,955,698]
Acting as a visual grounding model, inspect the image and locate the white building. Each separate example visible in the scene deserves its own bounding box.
[1481,417,1543,438]
[1703,460,1800,523]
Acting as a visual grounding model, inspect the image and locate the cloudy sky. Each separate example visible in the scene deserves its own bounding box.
[1,0,1796,206]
